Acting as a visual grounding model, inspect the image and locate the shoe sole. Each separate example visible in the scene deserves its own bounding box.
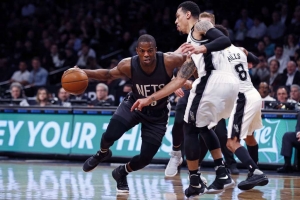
[82,150,112,172]
[206,188,224,194]
[116,188,129,193]
[165,157,183,177]
[185,188,208,197]
[238,178,269,190]
[224,179,235,189]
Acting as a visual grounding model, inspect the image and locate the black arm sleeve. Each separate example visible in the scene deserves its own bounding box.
[204,28,231,53]
[247,52,259,65]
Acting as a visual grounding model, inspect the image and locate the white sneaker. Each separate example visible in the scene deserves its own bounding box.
[165,151,183,177]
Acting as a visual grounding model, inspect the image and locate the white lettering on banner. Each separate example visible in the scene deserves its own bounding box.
[8,121,24,146]
[160,125,172,153]
[41,122,61,148]
[28,121,44,147]
[116,125,138,151]
[78,123,96,149]
[61,122,81,149]
[0,120,7,146]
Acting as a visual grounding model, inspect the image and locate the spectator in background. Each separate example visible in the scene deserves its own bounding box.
[10,61,30,86]
[268,59,281,89]
[255,40,266,55]
[21,87,51,106]
[290,84,300,103]
[246,15,267,40]
[234,21,248,43]
[9,82,25,99]
[258,82,276,101]
[268,45,290,73]
[261,6,272,26]
[267,11,286,42]
[263,36,275,58]
[280,4,293,27]
[287,5,300,36]
[63,47,78,67]
[28,57,48,87]
[277,111,300,173]
[276,86,296,103]
[283,34,299,59]
[76,43,96,68]
[252,53,270,82]
[55,87,71,107]
[280,61,300,88]
[234,9,253,31]
[86,56,102,70]
[90,83,114,106]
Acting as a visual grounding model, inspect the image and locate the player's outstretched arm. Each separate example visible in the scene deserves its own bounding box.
[131,58,196,111]
[79,59,131,81]
[181,20,231,55]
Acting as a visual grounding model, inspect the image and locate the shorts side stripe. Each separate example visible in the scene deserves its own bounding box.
[188,71,212,124]
[231,92,246,139]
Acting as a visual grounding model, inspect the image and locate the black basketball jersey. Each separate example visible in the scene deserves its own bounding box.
[130,52,171,110]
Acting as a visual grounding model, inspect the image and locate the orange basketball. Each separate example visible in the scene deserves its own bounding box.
[61,68,88,95]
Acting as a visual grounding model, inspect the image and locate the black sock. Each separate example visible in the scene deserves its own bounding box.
[214,158,224,167]
[173,144,181,151]
[284,156,291,166]
[247,144,259,164]
[235,146,258,173]
[234,146,258,172]
[189,169,198,175]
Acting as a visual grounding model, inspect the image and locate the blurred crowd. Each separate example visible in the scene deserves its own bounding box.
[0,0,299,110]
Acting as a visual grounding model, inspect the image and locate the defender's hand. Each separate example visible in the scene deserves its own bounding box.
[174,88,184,97]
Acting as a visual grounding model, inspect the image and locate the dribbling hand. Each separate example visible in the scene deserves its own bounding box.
[130,97,152,112]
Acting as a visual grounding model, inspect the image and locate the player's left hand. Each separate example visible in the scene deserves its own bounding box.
[181,43,207,56]
[131,97,152,112]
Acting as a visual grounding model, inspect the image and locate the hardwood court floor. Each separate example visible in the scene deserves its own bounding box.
[0,160,299,200]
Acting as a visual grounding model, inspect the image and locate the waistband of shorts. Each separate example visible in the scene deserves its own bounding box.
[211,70,236,77]
[198,70,236,77]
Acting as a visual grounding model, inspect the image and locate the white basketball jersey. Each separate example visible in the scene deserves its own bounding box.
[187,28,233,76]
[224,45,254,93]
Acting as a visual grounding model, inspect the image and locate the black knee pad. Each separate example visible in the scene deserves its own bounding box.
[199,126,220,151]
[184,123,200,160]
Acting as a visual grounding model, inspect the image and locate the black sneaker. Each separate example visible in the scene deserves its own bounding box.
[112,165,129,193]
[185,173,208,197]
[238,169,269,190]
[207,165,235,194]
[82,149,112,172]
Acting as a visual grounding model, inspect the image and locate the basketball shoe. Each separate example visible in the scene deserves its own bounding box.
[238,169,268,190]
[165,150,183,177]
[185,172,208,197]
[112,165,129,193]
[207,165,235,194]
[82,149,112,172]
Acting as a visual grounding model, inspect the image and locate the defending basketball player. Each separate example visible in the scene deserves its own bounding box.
[131,19,239,197]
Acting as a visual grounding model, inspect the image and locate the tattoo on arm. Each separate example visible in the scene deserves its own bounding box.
[194,20,214,33]
[178,59,196,79]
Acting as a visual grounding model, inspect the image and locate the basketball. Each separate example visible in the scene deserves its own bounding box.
[61,68,88,95]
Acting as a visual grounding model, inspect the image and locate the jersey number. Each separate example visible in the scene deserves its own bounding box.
[234,64,247,81]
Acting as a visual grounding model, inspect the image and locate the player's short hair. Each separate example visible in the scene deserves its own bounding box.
[137,34,156,47]
[178,1,200,19]
[214,24,229,36]
[200,12,215,25]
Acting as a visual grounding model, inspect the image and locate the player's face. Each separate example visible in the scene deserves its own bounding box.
[175,8,189,34]
[136,42,157,66]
